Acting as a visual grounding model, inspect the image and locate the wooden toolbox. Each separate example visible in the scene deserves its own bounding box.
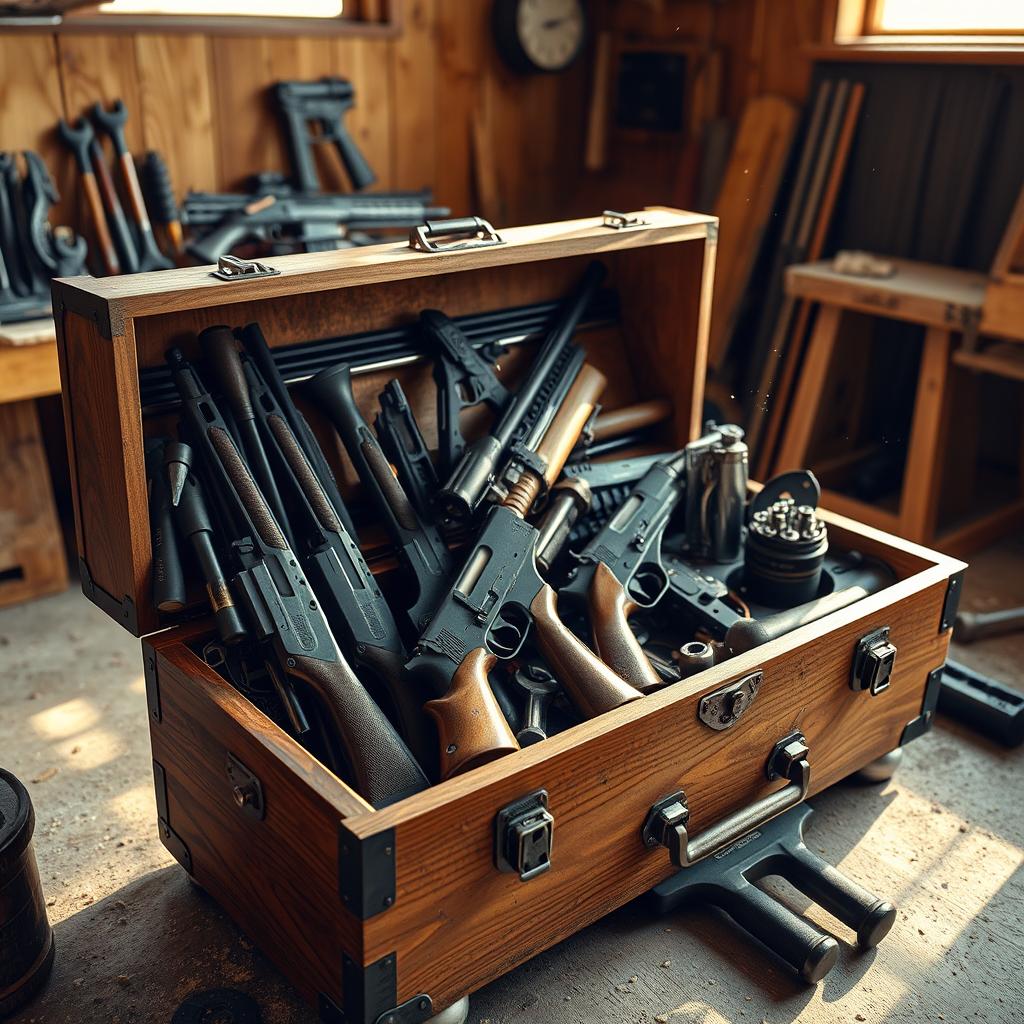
[52,210,965,1023]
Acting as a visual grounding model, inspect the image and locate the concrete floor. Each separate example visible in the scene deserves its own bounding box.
[2,536,1023,1024]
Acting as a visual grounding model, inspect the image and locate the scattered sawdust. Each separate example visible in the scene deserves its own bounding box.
[31,766,58,783]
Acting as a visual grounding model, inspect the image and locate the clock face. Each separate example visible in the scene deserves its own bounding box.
[514,0,585,72]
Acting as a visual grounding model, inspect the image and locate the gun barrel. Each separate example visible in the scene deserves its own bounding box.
[442,261,607,515]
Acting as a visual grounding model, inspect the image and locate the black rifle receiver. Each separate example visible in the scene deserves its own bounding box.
[306,363,456,636]
[441,261,607,517]
[167,347,428,808]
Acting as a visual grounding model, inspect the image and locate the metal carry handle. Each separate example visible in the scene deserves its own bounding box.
[409,216,503,253]
[643,732,810,868]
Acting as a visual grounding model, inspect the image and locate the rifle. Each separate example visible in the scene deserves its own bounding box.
[407,364,643,780]
[441,261,606,517]
[185,190,450,264]
[560,452,688,693]
[167,347,428,807]
[305,363,456,636]
[374,379,440,522]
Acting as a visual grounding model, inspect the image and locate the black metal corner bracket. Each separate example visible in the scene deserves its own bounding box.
[900,665,944,746]
[940,570,965,633]
[152,760,191,873]
[79,557,139,635]
[143,640,161,723]
[338,824,396,920]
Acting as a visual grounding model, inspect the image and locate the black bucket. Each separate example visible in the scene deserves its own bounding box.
[0,768,54,1018]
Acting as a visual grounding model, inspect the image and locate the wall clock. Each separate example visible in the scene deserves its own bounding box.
[492,0,587,74]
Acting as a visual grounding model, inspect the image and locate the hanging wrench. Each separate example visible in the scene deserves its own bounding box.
[92,100,172,272]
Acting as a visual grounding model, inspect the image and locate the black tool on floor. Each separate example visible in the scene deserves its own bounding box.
[0,768,55,1018]
[938,659,1024,747]
[649,803,896,985]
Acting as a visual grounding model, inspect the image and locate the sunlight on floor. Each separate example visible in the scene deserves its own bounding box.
[30,697,101,740]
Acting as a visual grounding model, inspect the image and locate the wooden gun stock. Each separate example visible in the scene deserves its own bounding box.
[530,584,643,718]
[587,561,665,694]
[424,648,519,779]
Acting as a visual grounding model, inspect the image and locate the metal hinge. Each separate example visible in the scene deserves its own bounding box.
[153,760,192,873]
[143,640,160,723]
[211,254,281,282]
[602,210,648,230]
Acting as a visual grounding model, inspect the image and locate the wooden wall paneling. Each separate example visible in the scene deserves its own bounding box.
[208,37,278,189]
[755,0,824,101]
[332,36,395,190]
[133,34,218,194]
[57,35,144,144]
[0,35,71,225]
[390,0,438,192]
[433,1,486,218]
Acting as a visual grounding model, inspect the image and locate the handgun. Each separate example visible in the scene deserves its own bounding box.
[407,364,642,780]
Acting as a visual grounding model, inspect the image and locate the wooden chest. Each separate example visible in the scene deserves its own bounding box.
[52,210,965,1024]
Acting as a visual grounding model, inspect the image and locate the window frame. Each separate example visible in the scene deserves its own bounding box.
[835,0,1024,47]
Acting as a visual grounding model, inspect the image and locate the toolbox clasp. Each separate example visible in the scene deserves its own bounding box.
[495,789,553,882]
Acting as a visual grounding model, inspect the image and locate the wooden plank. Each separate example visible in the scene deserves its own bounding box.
[0,318,55,349]
[584,30,614,172]
[937,498,1024,559]
[208,36,277,189]
[786,257,988,330]
[989,183,1024,280]
[57,34,144,145]
[774,303,842,471]
[707,95,798,369]
[899,327,953,542]
[0,342,60,402]
[134,34,218,194]
[390,0,438,191]
[0,399,67,607]
[332,37,395,190]
[819,488,901,536]
[981,277,1024,340]
[758,82,866,477]
[0,35,69,224]
[953,342,1024,382]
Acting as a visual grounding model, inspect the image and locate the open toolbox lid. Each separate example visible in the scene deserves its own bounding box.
[51,208,718,637]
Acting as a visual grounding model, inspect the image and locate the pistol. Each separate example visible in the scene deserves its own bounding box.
[407,364,642,780]
[560,452,687,693]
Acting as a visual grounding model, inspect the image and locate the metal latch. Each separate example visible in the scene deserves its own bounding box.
[495,789,553,881]
[226,753,265,820]
[851,627,897,696]
[602,210,647,230]
[409,216,504,253]
[211,254,281,281]
[698,671,763,730]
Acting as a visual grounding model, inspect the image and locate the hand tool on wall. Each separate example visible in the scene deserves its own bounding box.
[92,100,173,272]
[57,117,121,276]
[140,150,183,257]
[21,152,87,279]
[90,137,139,274]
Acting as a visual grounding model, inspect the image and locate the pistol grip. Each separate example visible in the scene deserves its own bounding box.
[424,648,519,780]
[529,584,643,718]
[588,562,665,694]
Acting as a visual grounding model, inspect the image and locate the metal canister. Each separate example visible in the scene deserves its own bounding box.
[0,769,54,1018]
[710,425,749,563]
[744,502,829,607]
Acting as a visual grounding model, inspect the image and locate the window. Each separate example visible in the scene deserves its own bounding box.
[96,0,344,13]
[867,0,1024,34]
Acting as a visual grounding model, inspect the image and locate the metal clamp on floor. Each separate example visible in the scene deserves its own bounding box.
[409,217,503,253]
[649,802,897,985]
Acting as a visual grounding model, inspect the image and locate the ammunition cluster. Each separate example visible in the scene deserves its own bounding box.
[749,500,825,543]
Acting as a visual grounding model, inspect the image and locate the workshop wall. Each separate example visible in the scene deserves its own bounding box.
[0,0,826,243]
